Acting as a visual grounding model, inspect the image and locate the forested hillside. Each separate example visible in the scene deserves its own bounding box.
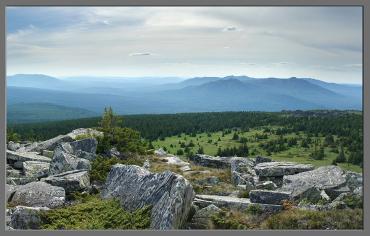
[8,110,363,169]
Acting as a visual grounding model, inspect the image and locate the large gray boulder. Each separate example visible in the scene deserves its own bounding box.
[6,184,18,202]
[230,157,256,187]
[10,206,49,230]
[189,154,231,168]
[10,182,65,208]
[22,161,50,179]
[280,166,348,200]
[101,164,194,230]
[188,204,221,229]
[254,162,314,177]
[193,194,283,213]
[6,164,22,178]
[69,138,98,160]
[249,190,291,205]
[66,128,103,140]
[42,170,90,194]
[7,150,51,163]
[27,135,74,152]
[48,143,91,175]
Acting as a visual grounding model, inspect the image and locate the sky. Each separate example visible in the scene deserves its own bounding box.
[6,7,363,84]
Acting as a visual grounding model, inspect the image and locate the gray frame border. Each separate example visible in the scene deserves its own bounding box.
[0,0,368,236]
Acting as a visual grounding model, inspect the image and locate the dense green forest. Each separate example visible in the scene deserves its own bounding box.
[7,110,363,168]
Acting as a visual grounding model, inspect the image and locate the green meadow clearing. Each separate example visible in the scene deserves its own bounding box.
[152,126,362,173]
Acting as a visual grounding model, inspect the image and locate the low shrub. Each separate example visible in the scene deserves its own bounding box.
[246,204,263,215]
[342,194,363,209]
[40,195,151,230]
[261,208,363,229]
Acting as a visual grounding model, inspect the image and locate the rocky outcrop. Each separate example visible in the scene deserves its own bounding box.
[280,166,348,201]
[7,150,51,163]
[230,157,256,187]
[188,204,221,229]
[249,190,291,205]
[8,141,21,151]
[189,154,231,169]
[42,170,90,194]
[6,184,18,202]
[10,182,65,208]
[10,206,49,230]
[17,142,39,152]
[48,143,91,175]
[254,162,314,177]
[193,194,283,213]
[101,164,194,230]
[66,128,103,140]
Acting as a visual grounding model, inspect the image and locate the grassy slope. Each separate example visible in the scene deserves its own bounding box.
[153,126,362,173]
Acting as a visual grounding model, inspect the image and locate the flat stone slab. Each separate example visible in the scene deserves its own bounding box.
[22,161,50,179]
[42,170,90,194]
[194,194,283,213]
[161,155,190,167]
[254,162,314,177]
[249,190,291,205]
[7,177,37,185]
[280,166,348,199]
[189,154,231,169]
[7,150,51,163]
[27,135,74,152]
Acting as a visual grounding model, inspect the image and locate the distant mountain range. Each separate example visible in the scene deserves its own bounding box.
[6,74,362,123]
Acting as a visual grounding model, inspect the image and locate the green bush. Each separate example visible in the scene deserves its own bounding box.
[40,195,151,230]
[342,194,363,209]
[96,127,146,155]
[90,156,144,183]
[246,204,263,215]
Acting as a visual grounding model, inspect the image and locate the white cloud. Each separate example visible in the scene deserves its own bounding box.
[129,52,153,57]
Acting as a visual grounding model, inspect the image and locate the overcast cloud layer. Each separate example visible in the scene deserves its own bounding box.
[6,7,362,84]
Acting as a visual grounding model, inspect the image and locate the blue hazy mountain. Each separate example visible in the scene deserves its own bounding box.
[7,103,99,123]
[7,74,362,122]
[7,74,67,90]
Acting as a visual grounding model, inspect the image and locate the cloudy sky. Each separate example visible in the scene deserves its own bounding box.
[6,7,362,84]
